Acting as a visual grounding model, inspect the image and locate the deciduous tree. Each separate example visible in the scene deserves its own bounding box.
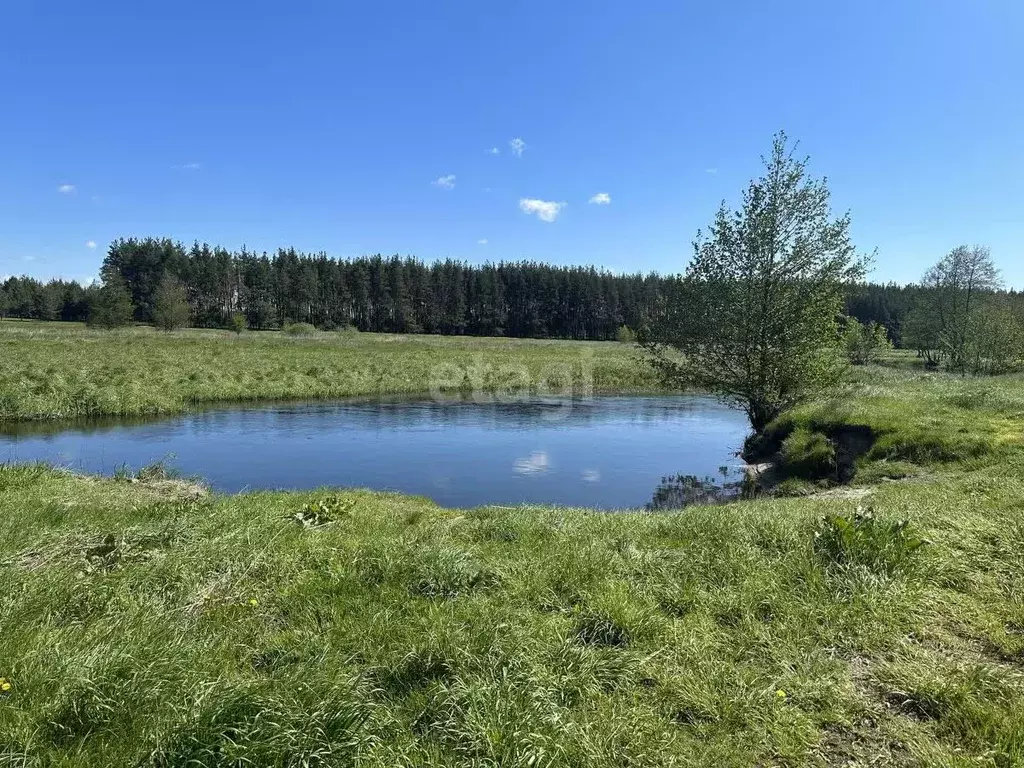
[843,317,892,365]
[916,245,1002,374]
[642,133,869,434]
[152,273,191,331]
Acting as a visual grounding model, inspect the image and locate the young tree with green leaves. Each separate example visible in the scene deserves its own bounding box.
[964,297,1024,375]
[902,304,945,368]
[915,245,1002,374]
[843,317,892,365]
[228,312,247,335]
[152,273,191,331]
[642,133,870,434]
[87,274,134,329]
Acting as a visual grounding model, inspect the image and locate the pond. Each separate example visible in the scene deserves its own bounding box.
[0,395,751,510]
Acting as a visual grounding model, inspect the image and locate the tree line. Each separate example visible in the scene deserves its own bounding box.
[1,238,1022,355]
[4,241,685,340]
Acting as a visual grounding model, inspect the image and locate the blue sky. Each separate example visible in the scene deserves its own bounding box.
[2,0,1022,286]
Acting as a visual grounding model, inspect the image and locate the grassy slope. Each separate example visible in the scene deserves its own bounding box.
[764,365,1024,486]
[2,364,1024,765]
[0,321,650,422]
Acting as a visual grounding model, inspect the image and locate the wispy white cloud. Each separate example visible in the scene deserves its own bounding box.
[514,451,549,475]
[588,192,611,205]
[487,146,500,155]
[508,137,526,157]
[705,168,718,174]
[175,161,202,170]
[519,198,565,222]
[581,469,601,483]
[57,184,76,194]
[85,240,97,250]
[432,174,456,190]
[477,238,488,245]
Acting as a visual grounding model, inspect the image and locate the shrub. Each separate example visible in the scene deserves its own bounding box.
[283,322,317,336]
[227,312,247,335]
[813,507,928,576]
[616,325,637,344]
[843,317,892,365]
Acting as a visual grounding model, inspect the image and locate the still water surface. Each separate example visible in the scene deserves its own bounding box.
[0,396,749,509]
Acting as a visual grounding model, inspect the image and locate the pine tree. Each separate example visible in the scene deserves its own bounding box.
[88,274,134,329]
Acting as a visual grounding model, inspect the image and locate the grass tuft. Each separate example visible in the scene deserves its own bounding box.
[813,507,928,576]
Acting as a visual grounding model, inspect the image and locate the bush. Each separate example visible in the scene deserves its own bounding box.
[843,317,892,365]
[813,507,928,576]
[227,313,247,335]
[964,301,1024,375]
[283,322,317,336]
[616,325,637,344]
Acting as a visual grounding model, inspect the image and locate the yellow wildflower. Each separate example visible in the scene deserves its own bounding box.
[0,678,11,693]
[248,598,259,607]
[775,689,787,700]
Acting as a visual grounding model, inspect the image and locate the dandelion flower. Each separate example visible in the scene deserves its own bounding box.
[0,679,11,692]
[249,598,259,607]
[775,689,787,700]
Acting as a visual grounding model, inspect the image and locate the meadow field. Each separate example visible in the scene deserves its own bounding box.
[0,321,651,422]
[2,323,1024,765]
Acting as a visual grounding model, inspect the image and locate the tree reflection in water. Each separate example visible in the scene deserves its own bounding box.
[646,465,747,510]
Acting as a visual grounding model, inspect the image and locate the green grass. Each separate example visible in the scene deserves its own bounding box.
[3,326,1024,764]
[3,363,1024,765]
[0,321,652,422]
[759,362,1024,483]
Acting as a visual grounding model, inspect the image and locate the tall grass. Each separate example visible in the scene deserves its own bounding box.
[0,321,654,422]
[760,363,1024,483]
